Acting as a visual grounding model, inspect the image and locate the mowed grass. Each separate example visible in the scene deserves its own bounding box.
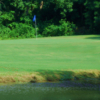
[0,35,100,73]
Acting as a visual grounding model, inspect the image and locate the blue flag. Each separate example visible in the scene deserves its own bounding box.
[33,15,36,22]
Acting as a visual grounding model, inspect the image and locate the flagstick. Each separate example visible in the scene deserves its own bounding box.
[35,19,37,39]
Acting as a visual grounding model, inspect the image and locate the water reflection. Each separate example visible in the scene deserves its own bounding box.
[0,81,100,100]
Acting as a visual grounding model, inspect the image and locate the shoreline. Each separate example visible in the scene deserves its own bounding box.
[0,70,100,85]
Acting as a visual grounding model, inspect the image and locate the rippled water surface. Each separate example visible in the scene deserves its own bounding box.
[0,82,100,100]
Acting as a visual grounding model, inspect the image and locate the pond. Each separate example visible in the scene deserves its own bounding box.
[0,81,100,100]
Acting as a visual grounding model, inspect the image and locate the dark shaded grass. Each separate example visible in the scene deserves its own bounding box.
[37,70,74,82]
[35,70,100,84]
[85,35,100,40]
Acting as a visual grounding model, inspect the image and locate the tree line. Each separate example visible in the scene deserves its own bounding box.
[0,0,100,39]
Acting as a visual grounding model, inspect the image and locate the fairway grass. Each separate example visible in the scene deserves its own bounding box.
[0,35,100,84]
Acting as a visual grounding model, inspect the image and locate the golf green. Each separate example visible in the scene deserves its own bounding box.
[0,35,100,73]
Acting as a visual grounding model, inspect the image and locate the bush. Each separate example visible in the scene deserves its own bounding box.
[0,26,11,39]
[42,20,76,36]
[42,24,59,36]
[10,23,36,38]
[59,20,76,36]
[0,23,36,39]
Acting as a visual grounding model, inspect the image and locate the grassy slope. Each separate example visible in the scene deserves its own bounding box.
[0,35,100,73]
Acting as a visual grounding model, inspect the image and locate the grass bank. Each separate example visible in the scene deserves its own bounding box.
[0,35,100,85]
[0,70,100,85]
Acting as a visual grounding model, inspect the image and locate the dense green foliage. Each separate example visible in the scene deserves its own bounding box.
[0,0,100,39]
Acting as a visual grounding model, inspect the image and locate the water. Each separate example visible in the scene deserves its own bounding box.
[0,81,100,100]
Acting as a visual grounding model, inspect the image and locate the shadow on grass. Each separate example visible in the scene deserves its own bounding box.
[35,70,100,84]
[37,70,74,82]
[85,36,100,40]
